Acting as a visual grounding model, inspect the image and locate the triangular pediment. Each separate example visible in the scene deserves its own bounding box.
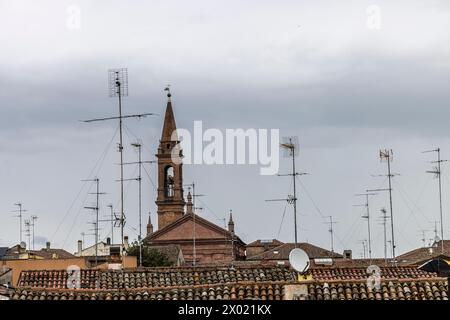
[149,213,232,241]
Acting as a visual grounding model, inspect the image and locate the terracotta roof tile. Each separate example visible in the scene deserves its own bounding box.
[18,266,296,290]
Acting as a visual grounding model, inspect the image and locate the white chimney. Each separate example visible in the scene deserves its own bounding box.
[77,240,82,255]
[124,236,129,249]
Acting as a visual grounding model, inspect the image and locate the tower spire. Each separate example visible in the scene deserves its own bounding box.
[228,210,235,234]
[186,190,194,214]
[161,87,177,142]
[146,212,153,236]
[155,88,185,229]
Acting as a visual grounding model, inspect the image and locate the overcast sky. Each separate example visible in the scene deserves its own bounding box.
[1,0,450,258]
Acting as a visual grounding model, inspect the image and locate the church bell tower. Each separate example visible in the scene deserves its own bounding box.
[155,89,185,229]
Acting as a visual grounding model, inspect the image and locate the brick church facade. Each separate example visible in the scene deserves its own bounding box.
[144,91,246,265]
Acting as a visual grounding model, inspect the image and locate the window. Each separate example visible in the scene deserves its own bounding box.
[165,166,174,197]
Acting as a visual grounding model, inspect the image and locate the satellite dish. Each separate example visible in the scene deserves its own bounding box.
[19,241,27,249]
[289,248,310,273]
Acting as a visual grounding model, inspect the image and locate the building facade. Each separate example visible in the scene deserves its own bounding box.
[144,93,246,264]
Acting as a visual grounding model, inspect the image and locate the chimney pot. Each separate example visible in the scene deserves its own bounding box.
[46,242,50,250]
[106,237,111,245]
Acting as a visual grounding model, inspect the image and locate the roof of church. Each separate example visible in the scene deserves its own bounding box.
[146,212,246,246]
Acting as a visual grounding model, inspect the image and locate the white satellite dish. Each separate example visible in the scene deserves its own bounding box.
[289,248,310,273]
[19,241,27,249]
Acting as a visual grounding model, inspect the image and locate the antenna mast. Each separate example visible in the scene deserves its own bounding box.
[30,215,38,250]
[24,219,31,250]
[123,143,156,267]
[354,192,377,261]
[12,203,27,243]
[423,147,447,254]
[380,208,389,263]
[324,216,337,255]
[107,204,114,244]
[184,181,205,267]
[81,68,156,265]
[360,240,367,259]
[369,149,397,264]
[270,136,307,245]
[83,177,106,266]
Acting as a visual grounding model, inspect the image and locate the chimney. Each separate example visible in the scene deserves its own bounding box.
[343,249,352,259]
[46,242,50,250]
[124,236,129,249]
[77,240,82,255]
[106,237,111,245]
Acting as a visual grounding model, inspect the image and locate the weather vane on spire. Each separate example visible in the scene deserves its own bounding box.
[164,85,171,98]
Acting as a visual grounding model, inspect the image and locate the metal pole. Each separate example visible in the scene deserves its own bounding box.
[362,241,366,259]
[95,178,99,265]
[291,139,298,245]
[118,80,125,260]
[32,219,35,250]
[387,155,396,264]
[329,216,334,255]
[108,204,114,244]
[366,194,372,261]
[138,144,142,267]
[437,148,444,254]
[19,204,22,243]
[381,209,388,263]
[193,182,196,267]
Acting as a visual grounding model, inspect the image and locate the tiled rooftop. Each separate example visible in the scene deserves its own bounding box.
[308,279,448,300]
[18,266,296,290]
[13,263,448,301]
[7,283,285,300]
[7,278,448,300]
[310,266,438,281]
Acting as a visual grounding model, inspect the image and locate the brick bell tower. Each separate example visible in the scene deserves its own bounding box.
[155,89,185,229]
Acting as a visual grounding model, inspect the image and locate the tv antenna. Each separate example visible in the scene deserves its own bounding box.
[122,141,156,267]
[378,207,390,263]
[368,149,397,264]
[354,192,378,262]
[97,204,115,244]
[423,147,447,254]
[266,136,308,245]
[184,182,206,267]
[12,203,27,243]
[30,215,38,250]
[24,219,31,251]
[86,222,101,252]
[431,220,440,244]
[324,216,338,255]
[80,68,157,263]
[360,239,368,259]
[82,177,106,265]
[417,229,432,248]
